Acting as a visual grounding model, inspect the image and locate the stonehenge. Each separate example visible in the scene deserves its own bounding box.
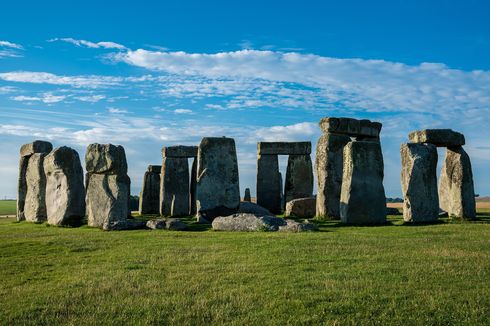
[139,165,161,214]
[256,142,313,214]
[243,188,251,202]
[401,129,476,220]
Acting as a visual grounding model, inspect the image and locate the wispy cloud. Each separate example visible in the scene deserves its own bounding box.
[0,41,23,49]
[49,37,126,50]
[0,40,24,58]
[0,71,123,88]
[174,108,193,114]
[108,107,128,114]
[11,92,67,103]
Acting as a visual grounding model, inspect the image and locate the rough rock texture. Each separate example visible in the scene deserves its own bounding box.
[400,143,439,222]
[160,157,189,216]
[257,142,311,155]
[190,158,197,215]
[162,145,198,158]
[408,129,465,147]
[439,147,476,219]
[212,213,286,231]
[256,154,282,214]
[138,165,161,215]
[340,141,386,225]
[315,133,351,219]
[278,220,317,232]
[146,219,166,229]
[243,188,251,202]
[285,197,316,218]
[238,201,272,217]
[195,137,240,221]
[44,147,85,226]
[24,153,48,222]
[85,143,130,230]
[166,219,187,231]
[319,117,382,138]
[284,155,313,205]
[17,140,52,221]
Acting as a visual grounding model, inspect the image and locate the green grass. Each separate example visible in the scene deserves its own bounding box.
[1,211,490,325]
[0,200,16,215]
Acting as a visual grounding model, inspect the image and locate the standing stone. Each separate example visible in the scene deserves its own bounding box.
[138,165,161,215]
[85,144,130,230]
[24,153,48,222]
[160,157,189,216]
[284,155,313,206]
[190,158,197,215]
[244,188,251,202]
[256,154,282,214]
[439,147,476,219]
[340,141,386,224]
[44,146,85,226]
[400,143,439,222]
[17,140,52,221]
[315,133,351,219]
[196,137,240,222]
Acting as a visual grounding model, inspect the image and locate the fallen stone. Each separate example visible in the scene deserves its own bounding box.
[257,142,311,155]
[400,143,439,222]
[139,165,161,215]
[285,197,316,218]
[146,218,166,229]
[284,154,313,205]
[319,117,382,138]
[278,219,318,232]
[439,147,476,219]
[166,219,187,231]
[340,141,387,225]
[24,153,48,223]
[238,201,272,217]
[243,188,251,202]
[256,154,282,214]
[160,157,189,216]
[408,129,465,147]
[44,146,85,226]
[162,145,198,158]
[212,213,286,231]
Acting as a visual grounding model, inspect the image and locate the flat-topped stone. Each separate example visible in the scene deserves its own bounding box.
[147,165,161,173]
[319,117,382,138]
[162,145,198,158]
[408,129,465,147]
[257,142,311,155]
[20,140,53,157]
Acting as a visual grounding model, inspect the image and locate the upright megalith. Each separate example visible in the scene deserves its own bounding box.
[284,154,313,205]
[340,141,386,225]
[243,188,251,202]
[439,147,476,219]
[44,146,85,226]
[315,133,351,219]
[190,158,197,215]
[256,154,282,214]
[17,140,52,222]
[139,165,161,215]
[400,143,439,222]
[85,143,130,230]
[196,137,240,222]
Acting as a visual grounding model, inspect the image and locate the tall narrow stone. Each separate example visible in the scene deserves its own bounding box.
[256,154,282,214]
[243,188,251,202]
[160,157,189,216]
[284,154,313,205]
[24,153,48,222]
[190,158,197,215]
[400,143,439,222]
[340,141,386,225]
[17,140,52,221]
[439,147,476,219]
[315,133,351,219]
[85,144,130,230]
[196,137,240,221]
[44,146,85,226]
[138,165,161,215]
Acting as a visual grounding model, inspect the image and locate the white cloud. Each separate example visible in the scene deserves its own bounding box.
[108,107,128,114]
[49,37,126,50]
[75,95,106,102]
[11,92,66,103]
[0,71,123,88]
[174,108,193,114]
[254,122,319,142]
[0,41,23,49]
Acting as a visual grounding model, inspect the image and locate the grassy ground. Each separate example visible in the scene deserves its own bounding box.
[0,200,16,215]
[1,210,489,325]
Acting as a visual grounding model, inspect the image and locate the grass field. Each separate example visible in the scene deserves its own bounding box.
[0,200,16,215]
[1,210,490,325]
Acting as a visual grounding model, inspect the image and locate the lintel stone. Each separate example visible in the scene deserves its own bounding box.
[408,129,465,147]
[319,117,382,138]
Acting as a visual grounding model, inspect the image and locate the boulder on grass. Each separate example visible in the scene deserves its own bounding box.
[278,219,318,232]
[212,213,286,231]
[238,201,272,217]
[284,197,316,218]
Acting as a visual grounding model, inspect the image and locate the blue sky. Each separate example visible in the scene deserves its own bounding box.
[1,0,489,198]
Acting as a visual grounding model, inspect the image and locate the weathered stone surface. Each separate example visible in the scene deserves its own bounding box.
[162,145,198,158]
[139,165,161,215]
[340,141,386,225]
[400,143,439,222]
[190,158,197,215]
[20,140,53,157]
[408,129,465,147]
[315,133,351,219]
[160,157,189,216]
[85,143,127,174]
[146,219,166,229]
[212,213,286,231]
[256,154,282,214]
[439,147,476,219]
[44,146,85,226]
[319,117,382,137]
[238,201,272,217]
[285,197,316,218]
[386,207,402,215]
[166,219,187,231]
[284,155,313,205]
[24,153,48,223]
[257,142,311,155]
[278,219,318,232]
[243,188,251,202]
[196,137,240,221]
